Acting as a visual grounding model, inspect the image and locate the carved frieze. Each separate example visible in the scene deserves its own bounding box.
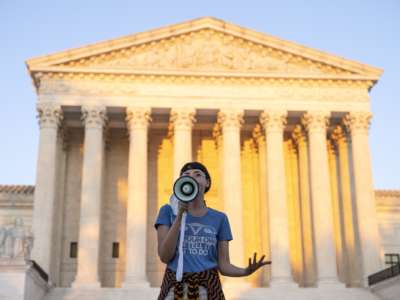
[57,29,352,76]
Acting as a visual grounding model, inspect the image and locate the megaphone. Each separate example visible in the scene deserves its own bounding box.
[173,175,199,203]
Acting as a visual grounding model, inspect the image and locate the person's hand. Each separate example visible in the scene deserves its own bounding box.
[177,201,189,218]
[245,252,271,276]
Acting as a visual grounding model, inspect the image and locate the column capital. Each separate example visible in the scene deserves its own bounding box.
[212,123,222,148]
[326,139,337,156]
[343,112,372,135]
[170,108,196,130]
[58,125,69,151]
[126,107,151,132]
[217,109,244,130]
[330,125,347,146]
[81,106,108,129]
[36,103,63,129]
[259,110,287,133]
[291,124,307,145]
[302,111,330,133]
[252,124,265,145]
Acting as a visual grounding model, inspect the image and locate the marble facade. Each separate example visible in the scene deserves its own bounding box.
[1,17,399,300]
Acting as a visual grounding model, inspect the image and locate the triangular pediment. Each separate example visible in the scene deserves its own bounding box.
[27,17,382,79]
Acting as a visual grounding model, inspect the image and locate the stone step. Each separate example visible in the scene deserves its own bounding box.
[43,286,382,300]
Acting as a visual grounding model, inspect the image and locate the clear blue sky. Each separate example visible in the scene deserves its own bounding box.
[1,0,399,189]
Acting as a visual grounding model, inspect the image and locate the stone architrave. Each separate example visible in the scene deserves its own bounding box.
[31,103,63,276]
[73,106,107,288]
[123,107,151,288]
[302,112,342,286]
[344,112,383,286]
[170,108,196,179]
[260,110,295,286]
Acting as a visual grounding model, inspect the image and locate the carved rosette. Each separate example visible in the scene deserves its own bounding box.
[259,110,287,133]
[126,107,151,134]
[301,111,330,134]
[343,112,372,135]
[36,103,63,129]
[81,106,108,129]
[169,108,196,131]
[217,109,244,131]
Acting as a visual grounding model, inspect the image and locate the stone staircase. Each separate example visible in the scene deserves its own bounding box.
[43,286,382,300]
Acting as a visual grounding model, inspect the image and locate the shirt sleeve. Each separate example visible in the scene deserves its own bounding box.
[154,204,173,229]
[217,213,233,241]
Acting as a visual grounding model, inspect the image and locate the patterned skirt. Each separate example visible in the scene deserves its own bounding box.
[158,267,225,300]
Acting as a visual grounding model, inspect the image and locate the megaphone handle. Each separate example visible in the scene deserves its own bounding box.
[176,211,186,282]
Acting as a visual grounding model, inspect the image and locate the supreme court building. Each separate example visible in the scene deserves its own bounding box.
[1,17,400,300]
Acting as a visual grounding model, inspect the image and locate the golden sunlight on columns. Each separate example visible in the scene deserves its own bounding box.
[170,108,196,179]
[123,107,151,288]
[343,112,383,286]
[252,124,270,286]
[213,124,225,213]
[326,139,347,284]
[260,110,295,286]
[217,109,245,278]
[197,137,223,212]
[292,125,315,286]
[331,125,361,286]
[73,106,107,288]
[31,103,63,276]
[284,139,304,284]
[241,137,262,285]
[302,112,342,286]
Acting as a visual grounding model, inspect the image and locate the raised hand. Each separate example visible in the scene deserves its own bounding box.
[245,252,271,276]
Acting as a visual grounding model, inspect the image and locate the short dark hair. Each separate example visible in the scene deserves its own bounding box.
[180,161,211,193]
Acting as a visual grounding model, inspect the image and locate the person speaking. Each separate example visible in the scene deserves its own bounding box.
[155,161,271,300]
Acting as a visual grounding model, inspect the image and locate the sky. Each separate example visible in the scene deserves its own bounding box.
[1,0,399,189]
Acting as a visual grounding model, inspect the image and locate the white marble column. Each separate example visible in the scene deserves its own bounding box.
[331,125,360,286]
[326,139,347,284]
[252,125,270,286]
[31,103,63,276]
[260,110,294,286]
[292,125,315,286]
[123,107,151,288]
[344,112,383,286]
[302,112,342,286]
[218,109,245,269]
[73,106,107,288]
[170,108,196,179]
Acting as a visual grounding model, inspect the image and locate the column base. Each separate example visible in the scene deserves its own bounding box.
[316,278,345,289]
[121,279,150,289]
[71,279,101,289]
[269,277,298,289]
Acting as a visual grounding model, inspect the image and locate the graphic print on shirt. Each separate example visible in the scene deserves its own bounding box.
[183,222,217,256]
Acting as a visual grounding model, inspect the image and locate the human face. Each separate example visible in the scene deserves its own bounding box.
[181,168,209,195]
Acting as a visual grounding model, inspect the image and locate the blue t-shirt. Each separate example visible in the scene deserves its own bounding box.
[154,204,233,273]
